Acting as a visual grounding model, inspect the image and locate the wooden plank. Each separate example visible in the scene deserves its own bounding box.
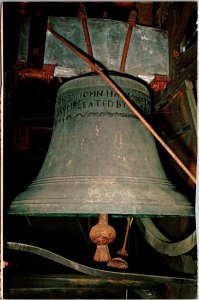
[6,273,162,289]
[184,80,197,132]
[135,2,153,26]
[153,79,197,189]
[6,287,128,300]
[168,3,180,79]
[174,43,197,75]
[4,273,197,299]
[176,59,197,82]
[154,79,196,113]
[7,285,197,300]
[168,3,197,80]
[155,84,196,138]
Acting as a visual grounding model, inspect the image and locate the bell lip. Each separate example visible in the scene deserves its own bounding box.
[8,212,195,217]
[8,175,195,217]
[8,202,195,217]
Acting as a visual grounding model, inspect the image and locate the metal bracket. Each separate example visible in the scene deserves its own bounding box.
[149,75,170,92]
[17,64,55,83]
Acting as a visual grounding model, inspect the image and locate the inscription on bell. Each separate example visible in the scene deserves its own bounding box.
[55,87,151,124]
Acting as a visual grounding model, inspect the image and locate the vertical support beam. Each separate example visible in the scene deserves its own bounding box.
[173,2,197,51]
[168,2,180,79]
[135,2,153,26]
[27,4,47,68]
[168,2,197,79]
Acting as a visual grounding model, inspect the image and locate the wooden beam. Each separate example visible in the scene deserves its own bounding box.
[176,59,197,81]
[27,10,47,68]
[5,273,197,299]
[168,3,180,79]
[135,2,153,26]
[173,2,197,49]
[7,273,162,288]
[174,43,197,76]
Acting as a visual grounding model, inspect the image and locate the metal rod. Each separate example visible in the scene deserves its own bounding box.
[120,9,137,73]
[82,20,94,58]
[117,217,132,257]
[47,24,196,185]
[78,3,95,72]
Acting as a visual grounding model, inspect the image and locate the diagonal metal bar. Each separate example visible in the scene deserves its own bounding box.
[47,24,196,185]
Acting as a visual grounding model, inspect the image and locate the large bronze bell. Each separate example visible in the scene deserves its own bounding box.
[9,75,194,217]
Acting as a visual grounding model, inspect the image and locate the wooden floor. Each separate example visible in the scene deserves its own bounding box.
[3,273,197,299]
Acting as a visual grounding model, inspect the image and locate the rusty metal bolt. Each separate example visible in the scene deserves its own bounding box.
[128,8,138,25]
[78,3,87,19]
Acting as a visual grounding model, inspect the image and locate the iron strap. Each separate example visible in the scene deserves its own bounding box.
[7,242,196,285]
[136,219,197,256]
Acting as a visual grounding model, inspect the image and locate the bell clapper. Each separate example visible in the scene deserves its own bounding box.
[89,214,116,262]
